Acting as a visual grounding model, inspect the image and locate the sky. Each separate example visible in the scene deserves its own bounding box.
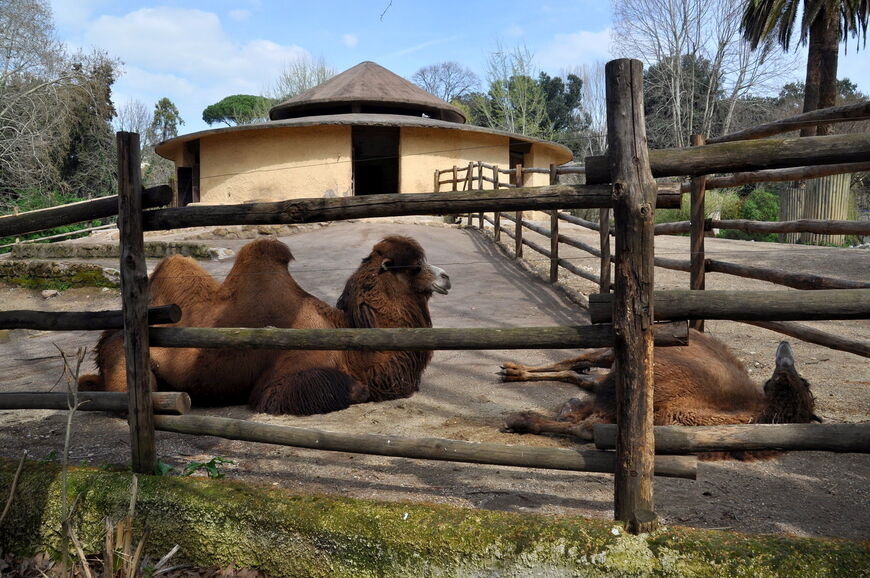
[49,0,870,135]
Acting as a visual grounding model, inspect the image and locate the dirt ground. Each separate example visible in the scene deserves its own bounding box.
[0,219,867,542]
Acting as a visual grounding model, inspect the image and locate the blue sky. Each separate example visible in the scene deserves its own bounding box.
[49,0,869,134]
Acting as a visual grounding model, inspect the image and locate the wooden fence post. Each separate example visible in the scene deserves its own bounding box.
[549,164,559,283]
[599,207,612,293]
[117,131,157,475]
[433,170,440,193]
[493,166,501,241]
[690,134,707,332]
[515,164,523,259]
[606,59,658,534]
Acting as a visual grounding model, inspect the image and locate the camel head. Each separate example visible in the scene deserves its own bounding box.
[372,235,451,297]
[758,341,820,424]
[337,235,450,329]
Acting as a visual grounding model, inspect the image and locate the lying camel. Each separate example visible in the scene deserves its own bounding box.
[79,235,450,415]
[501,329,820,459]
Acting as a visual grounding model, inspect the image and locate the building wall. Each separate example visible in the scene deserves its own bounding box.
[198,125,353,204]
[399,128,508,193]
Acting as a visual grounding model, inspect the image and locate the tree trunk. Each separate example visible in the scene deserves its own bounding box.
[779,183,805,243]
[798,7,846,244]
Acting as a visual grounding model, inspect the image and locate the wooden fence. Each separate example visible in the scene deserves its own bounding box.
[1,59,869,535]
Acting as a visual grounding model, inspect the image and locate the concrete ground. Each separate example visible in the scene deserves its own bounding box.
[0,218,867,541]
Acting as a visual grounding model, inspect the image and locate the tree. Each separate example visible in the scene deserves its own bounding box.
[473,44,551,138]
[538,72,591,157]
[114,98,151,136]
[265,54,334,101]
[149,98,184,144]
[202,94,273,126]
[411,62,479,102]
[741,0,869,245]
[741,0,869,136]
[613,0,792,147]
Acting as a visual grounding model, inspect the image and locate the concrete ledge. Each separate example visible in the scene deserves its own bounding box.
[0,460,865,576]
[10,241,234,261]
[0,261,120,289]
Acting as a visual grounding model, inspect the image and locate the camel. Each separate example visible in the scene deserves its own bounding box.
[79,235,451,415]
[500,329,820,459]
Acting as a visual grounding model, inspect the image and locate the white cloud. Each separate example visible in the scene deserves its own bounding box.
[79,7,308,131]
[504,24,524,37]
[343,34,358,48]
[229,9,251,22]
[536,28,612,73]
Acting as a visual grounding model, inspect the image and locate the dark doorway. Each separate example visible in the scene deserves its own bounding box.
[176,140,200,207]
[352,126,399,195]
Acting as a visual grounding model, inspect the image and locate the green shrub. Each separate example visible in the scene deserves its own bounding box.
[718,188,780,242]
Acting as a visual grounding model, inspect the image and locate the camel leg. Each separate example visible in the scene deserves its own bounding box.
[500,366,611,392]
[503,405,612,442]
[501,347,615,374]
[249,368,369,416]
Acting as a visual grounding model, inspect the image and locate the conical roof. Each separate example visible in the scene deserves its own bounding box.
[269,61,466,123]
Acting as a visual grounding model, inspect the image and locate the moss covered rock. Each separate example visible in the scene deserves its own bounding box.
[0,460,866,577]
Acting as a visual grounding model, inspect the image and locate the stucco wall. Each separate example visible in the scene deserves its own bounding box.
[198,126,352,204]
[399,128,508,193]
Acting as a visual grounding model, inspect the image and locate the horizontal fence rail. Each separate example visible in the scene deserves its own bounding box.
[678,161,870,192]
[0,185,172,238]
[654,218,870,236]
[706,100,870,144]
[589,289,870,324]
[0,392,191,415]
[143,186,613,230]
[594,423,870,454]
[585,132,870,184]
[148,322,689,350]
[152,414,697,479]
[0,305,181,330]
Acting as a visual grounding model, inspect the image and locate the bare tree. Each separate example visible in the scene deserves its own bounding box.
[612,0,793,147]
[411,62,479,102]
[265,54,335,101]
[568,61,608,157]
[114,99,151,138]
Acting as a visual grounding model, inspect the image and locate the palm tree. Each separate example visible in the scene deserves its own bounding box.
[741,1,869,244]
[741,0,869,136]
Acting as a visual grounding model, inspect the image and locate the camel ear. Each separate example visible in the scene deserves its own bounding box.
[380,258,392,272]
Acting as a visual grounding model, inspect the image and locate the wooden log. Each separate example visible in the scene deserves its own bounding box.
[0,223,117,250]
[606,58,659,533]
[0,185,172,238]
[0,304,181,330]
[599,207,612,294]
[149,323,690,351]
[594,423,870,454]
[515,164,524,259]
[0,392,191,415]
[689,135,707,333]
[558,258,603,286]
[152,415,697,479]
[140,185,688,231]
[679,161,870,192]
[589,289,870,323]
[654,218,870,236]
[585,133,870,184]
[117,131,157,475]
[706,100,870,144]
[741,320,870,358]
[705,259,870,290]
[549,165,560,283]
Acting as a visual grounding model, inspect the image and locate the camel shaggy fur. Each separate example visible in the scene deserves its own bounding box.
[501,329,819,459]
[79,236,450,415]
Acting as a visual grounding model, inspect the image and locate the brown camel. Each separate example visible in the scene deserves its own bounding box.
[79,236,451,415]
[500,329,819,459]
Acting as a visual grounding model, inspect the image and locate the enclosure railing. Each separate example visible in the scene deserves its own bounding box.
[1,61,869,535]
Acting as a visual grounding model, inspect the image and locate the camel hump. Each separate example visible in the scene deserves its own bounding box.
[236,238,294,266]
[78,373,105,391]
